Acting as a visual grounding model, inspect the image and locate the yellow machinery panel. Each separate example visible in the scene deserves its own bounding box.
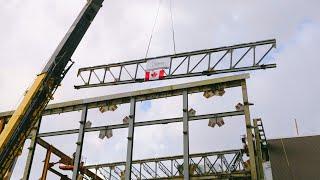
[0,73,47,152]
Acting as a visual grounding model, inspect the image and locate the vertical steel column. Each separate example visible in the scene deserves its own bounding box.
[253,119,264,180]
[182,90,190,180]
[72,106,88,180]
[241,80,257,180]
[40,146,52,180]
[125,98,136,180]
[22,118,42,180]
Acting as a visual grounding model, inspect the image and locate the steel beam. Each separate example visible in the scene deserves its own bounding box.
[125,98,136,180]
[183,91,190,179]
[72,106,88,180]
[241,80,257,180]
[75,39,276,89]
[85,149,249,179]
[49,168,71,180]
[0,74,249,122]
[36,138,102,180]
[36,111,244,138]
[22,118,42,180]
[40,146,52,180]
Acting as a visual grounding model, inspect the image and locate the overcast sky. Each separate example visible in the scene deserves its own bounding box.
[1,0,320,179]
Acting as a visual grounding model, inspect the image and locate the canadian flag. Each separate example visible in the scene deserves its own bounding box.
[145,69,165,81]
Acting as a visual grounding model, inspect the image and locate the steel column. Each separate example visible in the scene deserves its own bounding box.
[125,98,136,180]
[40,146,52,180]
[241,80,257,180]
[253,119,264,180]
[183,90,190,179]
[22,118,42,180]
[72,106,88,180]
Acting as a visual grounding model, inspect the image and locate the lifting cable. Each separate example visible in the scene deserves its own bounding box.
[145,0,177,58]
[169,0,176,54]
[145,0,162,59]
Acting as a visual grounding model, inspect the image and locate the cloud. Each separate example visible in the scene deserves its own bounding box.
[1,0,319,179]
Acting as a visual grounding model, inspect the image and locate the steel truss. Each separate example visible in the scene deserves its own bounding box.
[86,149,250,180]
[75,39,276,89]
[0,74,259,179]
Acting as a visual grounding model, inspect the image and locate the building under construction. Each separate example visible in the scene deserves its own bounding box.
[0,1,319,180]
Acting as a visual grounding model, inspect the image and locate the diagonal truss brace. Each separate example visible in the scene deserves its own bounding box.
[75,39,276,89]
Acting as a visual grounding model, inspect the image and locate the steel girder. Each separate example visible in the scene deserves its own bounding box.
[75,39,276,89]
[85,150,250,180]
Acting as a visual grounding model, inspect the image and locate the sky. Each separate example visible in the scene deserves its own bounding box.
[0,0,320,179]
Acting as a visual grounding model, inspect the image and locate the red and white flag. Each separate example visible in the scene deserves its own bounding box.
[145,69,165,81]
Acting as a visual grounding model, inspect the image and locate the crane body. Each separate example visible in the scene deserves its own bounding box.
[0,0,104,176]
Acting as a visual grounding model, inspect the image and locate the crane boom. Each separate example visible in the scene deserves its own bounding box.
[0,0,104,176]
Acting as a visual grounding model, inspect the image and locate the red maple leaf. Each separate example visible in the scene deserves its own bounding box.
[151,71,158,78]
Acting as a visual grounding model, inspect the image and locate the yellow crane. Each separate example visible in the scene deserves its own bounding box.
[0,0,104,177]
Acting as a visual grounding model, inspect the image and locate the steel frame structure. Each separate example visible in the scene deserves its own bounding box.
[0,74,260,179]
[75,39,276,89]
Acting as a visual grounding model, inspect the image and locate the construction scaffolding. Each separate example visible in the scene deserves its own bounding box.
[0,73,271,180]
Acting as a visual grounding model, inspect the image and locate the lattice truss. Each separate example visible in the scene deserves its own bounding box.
[87,150,248,180]
[75,39,276,88]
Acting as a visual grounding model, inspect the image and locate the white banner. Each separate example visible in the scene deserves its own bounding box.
[146,57,170,71]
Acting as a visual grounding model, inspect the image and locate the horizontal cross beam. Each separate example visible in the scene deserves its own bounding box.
[0,74,249,122]
[36,110,244,138]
